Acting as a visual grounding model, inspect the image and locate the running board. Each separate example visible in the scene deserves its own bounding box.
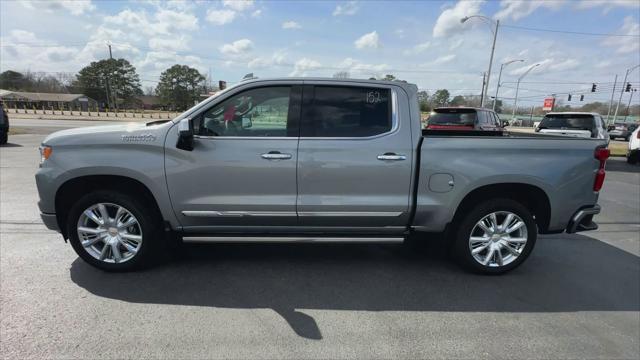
[182,236,404,244]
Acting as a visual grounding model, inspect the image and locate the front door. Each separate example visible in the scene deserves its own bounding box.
[296,84,413,229]
[165,85,301,231]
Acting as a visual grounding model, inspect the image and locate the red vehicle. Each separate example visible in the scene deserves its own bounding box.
[425,107,504,131]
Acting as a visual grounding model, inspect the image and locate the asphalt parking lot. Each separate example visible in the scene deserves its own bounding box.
[1,120,639,359]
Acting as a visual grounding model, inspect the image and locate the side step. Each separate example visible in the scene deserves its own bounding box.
[182,236,405,244]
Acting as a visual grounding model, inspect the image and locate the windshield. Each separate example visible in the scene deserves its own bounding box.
[539,115,594,130]
[428,110,476,125]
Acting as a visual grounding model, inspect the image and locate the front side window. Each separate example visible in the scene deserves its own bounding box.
[304,86,391,137]
[195,86,291,137]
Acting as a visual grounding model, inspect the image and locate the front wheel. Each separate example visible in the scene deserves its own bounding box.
[67,190,163,271]
[0,130,7,145]
[452,199,537,274]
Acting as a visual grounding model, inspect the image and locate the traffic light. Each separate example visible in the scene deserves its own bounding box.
[568,94,572,101]
[626,82,632,92]
[580,95,584,101]
[591,83,596,92]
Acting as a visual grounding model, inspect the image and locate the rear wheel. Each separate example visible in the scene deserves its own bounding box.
[0,130,7,145]
[452,198,537,274]
[67,190,163,271]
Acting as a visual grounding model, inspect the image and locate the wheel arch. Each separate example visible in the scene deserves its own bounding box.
[451,183,552,234]
[55,175,166,239]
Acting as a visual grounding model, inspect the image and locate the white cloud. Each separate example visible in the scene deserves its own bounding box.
[206,9,236,25]
[282,21,301,29]
[333,1,359,16]
[449,37,464,50]
[104,8,198,36]
[494,0,564,21]
[219,39,253,56]
[433,0,484,38]
[354,31,381,49]
[290,58,322,76]
[222,0,254,12]
[337,57,389,76]
[20,0,95,15]
[403,41,431,55]
[549,58,580,71]
[576,0,640,11]
[149,36,190,52]
[251,9,262,18]
[247,50,288,69]
[422,54,457,67]
[602,16,640,54]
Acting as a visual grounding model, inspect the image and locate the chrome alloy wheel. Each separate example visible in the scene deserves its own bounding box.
[468,211,528,267]
[77,203,143,264]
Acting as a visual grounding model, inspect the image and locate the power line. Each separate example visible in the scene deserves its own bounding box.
[502,24,640,37]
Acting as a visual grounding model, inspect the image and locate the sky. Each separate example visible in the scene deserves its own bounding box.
[1,0,639,108]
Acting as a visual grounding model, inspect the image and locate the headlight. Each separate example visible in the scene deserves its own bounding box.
[39,145,52,164]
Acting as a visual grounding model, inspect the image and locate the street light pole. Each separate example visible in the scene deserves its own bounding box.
[493,59,524,111]
[461,15,499,108]
[512,63,540,120]
[614,64,640,122]
[625,88,636,121]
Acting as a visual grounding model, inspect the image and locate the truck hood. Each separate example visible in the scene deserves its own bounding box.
[538,129,593,138]
[42,121,170,146]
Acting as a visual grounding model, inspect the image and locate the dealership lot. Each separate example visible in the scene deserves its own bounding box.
[1,124,639,359]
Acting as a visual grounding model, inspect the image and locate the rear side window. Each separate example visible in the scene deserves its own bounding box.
[303,86,391,137]
[539,114,595,130]
[428,109,476,125]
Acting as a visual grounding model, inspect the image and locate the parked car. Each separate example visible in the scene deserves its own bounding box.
[425,107,504,131]
[608,122,639,141]
[535,112,609,140]
[36,78,607,274]
[0,103,8,145]
[627,126,640,164]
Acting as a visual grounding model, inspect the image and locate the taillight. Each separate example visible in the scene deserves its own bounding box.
[593,147,609,192]
[637,130,640,139]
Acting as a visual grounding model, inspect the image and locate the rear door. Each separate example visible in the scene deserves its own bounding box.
[296,83,413,229]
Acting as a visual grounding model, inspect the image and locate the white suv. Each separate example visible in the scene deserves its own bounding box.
[627,126,640,164]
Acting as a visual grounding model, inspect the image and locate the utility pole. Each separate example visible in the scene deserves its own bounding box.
[614,64,640,122]
[493,59,524,111]
[625,88,637,121]
[606,74,618,123]
[108,44,113,59]
[460,16,499,108]
[480,72,486,106]
[512,63,540,120]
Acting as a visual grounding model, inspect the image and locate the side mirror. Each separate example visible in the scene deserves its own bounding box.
[502,120,510,127]
[241,117,252,129]
[176,118,194,151]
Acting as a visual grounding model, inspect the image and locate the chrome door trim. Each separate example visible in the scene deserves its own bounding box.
[182,211,296,217]
[298,211,403,217]
[298,88,399,140]
[182,236,404,243]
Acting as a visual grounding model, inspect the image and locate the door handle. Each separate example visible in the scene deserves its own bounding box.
[261,151,292,160]
[377,153,406,161]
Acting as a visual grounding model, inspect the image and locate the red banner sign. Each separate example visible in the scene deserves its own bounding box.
[543,98,555,111]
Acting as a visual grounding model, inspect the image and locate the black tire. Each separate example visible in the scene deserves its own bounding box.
[627,152,638,164]
[624,135,630,142]
[452,198,537,275]
[0,130,7,145]
[67,190,164,272]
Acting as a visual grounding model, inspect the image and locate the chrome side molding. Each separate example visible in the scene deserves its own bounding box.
[182,236,404,243]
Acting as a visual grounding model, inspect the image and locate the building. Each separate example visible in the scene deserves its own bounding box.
[134,95,165,110]
[0,89,98,111]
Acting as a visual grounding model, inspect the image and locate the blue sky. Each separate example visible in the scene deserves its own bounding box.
[1,0,639,107]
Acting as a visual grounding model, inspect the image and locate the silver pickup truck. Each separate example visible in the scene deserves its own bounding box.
[35,78,609,274]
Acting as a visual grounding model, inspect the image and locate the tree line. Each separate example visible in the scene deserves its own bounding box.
[0,60,209,111]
